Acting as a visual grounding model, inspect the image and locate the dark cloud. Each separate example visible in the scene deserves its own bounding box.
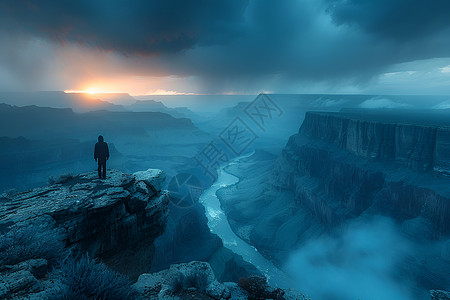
[0,0,248,54]
[1,0,450,93]
[180,0,450,91]
[327,0,450,40]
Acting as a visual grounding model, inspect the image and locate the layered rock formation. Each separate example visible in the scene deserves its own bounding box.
[0,168,169,279]
[279,111,450,237]
[0,258,52,298]
[299,111,450,175]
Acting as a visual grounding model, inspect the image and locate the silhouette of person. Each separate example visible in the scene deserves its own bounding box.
[94,135,109,179]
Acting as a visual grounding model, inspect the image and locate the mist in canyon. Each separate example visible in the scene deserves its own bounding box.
[285,216,415,300]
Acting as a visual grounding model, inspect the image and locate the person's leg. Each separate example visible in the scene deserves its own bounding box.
[102,161,106,179]
[98,162,102,179]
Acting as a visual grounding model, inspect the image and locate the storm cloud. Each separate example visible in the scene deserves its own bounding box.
[328,0,450,40]
[0,0,248,54]
[1,0,450,93]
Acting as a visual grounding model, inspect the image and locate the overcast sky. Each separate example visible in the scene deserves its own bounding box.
[1,0,450,95]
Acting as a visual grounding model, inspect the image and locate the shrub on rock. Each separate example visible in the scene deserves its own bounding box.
[238,276,285,300]
[56,254,137,300]
[0,224,67,267]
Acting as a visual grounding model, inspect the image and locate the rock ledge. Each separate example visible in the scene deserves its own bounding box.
[0,168,170,278]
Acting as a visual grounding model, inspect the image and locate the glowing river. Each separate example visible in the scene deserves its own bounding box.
[198,156,294,289]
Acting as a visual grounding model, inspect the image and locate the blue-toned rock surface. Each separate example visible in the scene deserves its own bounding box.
[0,168,170,279]
[282,111,450,236]
[300,111,450,175]
[134,261,309,300]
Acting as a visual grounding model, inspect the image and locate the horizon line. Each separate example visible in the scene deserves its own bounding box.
[1,90,450,97]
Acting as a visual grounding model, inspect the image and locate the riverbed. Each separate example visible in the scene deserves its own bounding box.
[198,157,294,289]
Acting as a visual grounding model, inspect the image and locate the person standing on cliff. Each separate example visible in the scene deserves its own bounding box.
[94,135,109,179]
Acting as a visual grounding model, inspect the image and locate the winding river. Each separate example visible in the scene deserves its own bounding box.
[198,156,295,289]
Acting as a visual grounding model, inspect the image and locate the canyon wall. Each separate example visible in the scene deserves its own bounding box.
[299,111,450,175]
[275,112,450,238]
[214,110,450,297]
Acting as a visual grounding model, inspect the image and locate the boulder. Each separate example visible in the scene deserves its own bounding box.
[224,282,248,300]
[134,261,309,300]
[206,280,231,299]
[0,270,40,298]
[165,261,216,291]
[11,259,48,279]
[134,261,229,299]
[134,168,166,193]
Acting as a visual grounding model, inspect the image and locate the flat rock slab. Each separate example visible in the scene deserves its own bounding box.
[0,169,152,225]
[134,168,166,192]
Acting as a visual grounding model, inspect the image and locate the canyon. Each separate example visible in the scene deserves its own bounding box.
[218,110,450,299]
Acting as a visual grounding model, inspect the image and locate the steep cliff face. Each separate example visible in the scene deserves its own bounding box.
[278,112,450,237]
[0,169,169,278]
[149,200,261,283]
[299,111,450,175]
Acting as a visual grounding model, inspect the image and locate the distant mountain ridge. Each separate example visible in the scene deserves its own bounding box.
[0,91,126,113]
[0,103,197,140]
[127,99,199,120]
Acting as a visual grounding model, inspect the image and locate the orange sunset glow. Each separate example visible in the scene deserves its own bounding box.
[64,88,196,96]
[63,76,199,96]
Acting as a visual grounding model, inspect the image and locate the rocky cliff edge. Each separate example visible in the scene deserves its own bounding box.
[0,168,169,279]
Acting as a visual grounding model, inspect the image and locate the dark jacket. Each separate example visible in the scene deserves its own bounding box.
[94,135,109,161]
